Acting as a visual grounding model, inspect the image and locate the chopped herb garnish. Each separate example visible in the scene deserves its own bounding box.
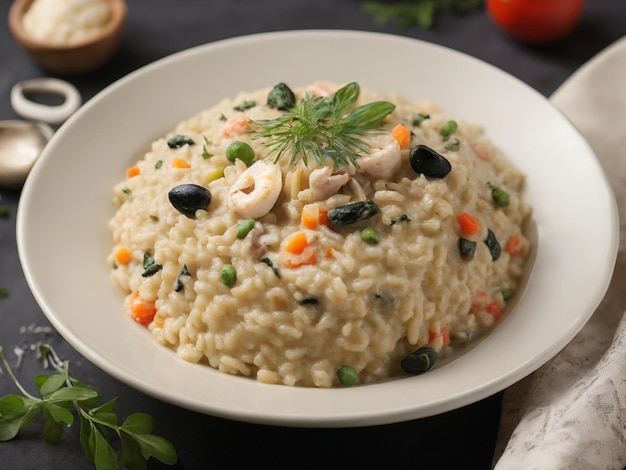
[149,214,159,222]
[201,136,214,159]
[250,82,395,169]
[142,263,163,277]
[502,288,514,302]
[219,114,227,122]
[390,214,411,225]
[143,252,155,269]
[122,188,131,196]
[260,257,281,278]
[266,83,296,110]
[167,135,195,148]
[142,252,162,277]
[155,160,163,169]
[0,344,177,468]
[412,113,430,126]
[174,265,190,292]
[233,100,256,112]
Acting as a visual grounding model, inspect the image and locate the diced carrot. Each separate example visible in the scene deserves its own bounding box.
[129,291,157,325]
[324,246,334,259]
[285,246,318,268]
[114,247,132,265]
[486,301,502,318]
[126,166,140,178]
[318,207,329,227]
[391,123,411,149]
[301,204,330,230]
[284,231,309,255]
[457,212,479,236]
[428,327,450,348]
[505,233,522,256]
[172,158,191,169]
[302,204,320,230]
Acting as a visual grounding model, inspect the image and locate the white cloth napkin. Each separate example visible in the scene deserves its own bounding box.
[493,36,626,470]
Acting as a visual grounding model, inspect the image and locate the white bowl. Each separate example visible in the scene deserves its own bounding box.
[16,30,618,427]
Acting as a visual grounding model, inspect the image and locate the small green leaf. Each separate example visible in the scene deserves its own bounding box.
[121,413,154,435]
[93,427,119,470]
[331,82,360,120]
[39,373,67,396]
[343,101,395,129]
[79,413,96,464]
[0,416,24,441]
[45,386,99,403]
[43,407,64,444]
[131,433,178,465]
[44,402,74,426]
[0,394,27,419]
[19,403,41,430]
[121,432,148,470]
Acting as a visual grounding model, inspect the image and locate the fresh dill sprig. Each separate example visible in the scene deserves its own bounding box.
[250,82,395,169]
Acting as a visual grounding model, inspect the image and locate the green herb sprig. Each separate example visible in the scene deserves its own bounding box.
[363,0,484,29]
[250,82,395,169]
[0,344,177,469]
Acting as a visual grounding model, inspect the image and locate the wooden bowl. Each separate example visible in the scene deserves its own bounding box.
[8,0,126,75]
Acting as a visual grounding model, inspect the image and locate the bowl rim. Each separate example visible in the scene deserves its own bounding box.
[8,0,127,51]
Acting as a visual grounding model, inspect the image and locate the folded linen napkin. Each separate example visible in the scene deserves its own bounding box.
[493,36,626,469]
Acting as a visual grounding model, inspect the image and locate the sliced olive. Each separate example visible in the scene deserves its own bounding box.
[484,229,501,261]
[168,184,211,218]
[458,238,477,260]
[167,135,195,148]
[409,145,451,178]
[401,347,437,375]
[328,200,379,225]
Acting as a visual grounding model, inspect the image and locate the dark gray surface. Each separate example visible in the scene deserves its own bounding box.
[1,1,625,468]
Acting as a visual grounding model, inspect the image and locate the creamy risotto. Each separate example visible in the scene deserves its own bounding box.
[108,82,532,388]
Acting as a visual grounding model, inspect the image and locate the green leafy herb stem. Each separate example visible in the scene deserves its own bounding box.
[0,345,177,469]
[362,0,484,29]
[250,82,395,169]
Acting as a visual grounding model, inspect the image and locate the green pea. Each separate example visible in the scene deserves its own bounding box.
[492,187,510,208]
[226,141,255,167]
[440,120,458,137]
[361,227,380,244]
[336,365,359,387]
[220,264,237,287]
[236,219,256,239]
[502,288,514,302]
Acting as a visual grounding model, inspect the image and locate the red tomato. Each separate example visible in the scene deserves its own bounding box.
[487,0,585,44]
